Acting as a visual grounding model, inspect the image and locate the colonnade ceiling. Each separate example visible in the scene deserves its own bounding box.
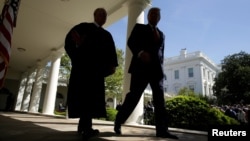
[0,0,130,78]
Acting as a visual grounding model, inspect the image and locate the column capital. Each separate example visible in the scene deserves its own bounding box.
[50,48,63,61]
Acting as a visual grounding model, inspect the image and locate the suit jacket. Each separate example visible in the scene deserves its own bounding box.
[64,22,118,118]
[127,23,165,79]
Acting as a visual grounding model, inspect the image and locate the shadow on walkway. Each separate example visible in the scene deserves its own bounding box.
[0,112,208,141]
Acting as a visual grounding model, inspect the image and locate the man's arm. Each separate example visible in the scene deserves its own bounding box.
[64,29,77,60]
[128,24,152,63]
[127,24,145,56]
[64,23,87,61]
[103,31,118,77]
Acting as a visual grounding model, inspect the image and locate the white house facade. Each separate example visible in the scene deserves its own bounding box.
[163,49,221,97]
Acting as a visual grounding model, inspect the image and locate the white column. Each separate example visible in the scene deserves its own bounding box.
[14,72,28,111]
[28,61,44,113]
[42,51,61,115]
[123,0,151,125]
[113,96,117,109]
[199,64,204,95]
[21,70,36,111]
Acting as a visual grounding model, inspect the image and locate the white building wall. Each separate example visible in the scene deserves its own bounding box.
[163,49,220,97]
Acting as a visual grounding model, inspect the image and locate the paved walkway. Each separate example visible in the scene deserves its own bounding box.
[0,112,208,141]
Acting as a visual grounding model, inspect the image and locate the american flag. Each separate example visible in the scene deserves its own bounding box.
[0,0,21,88]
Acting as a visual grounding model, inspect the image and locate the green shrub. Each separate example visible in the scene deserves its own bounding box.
[106,108,118,121]
[53,108,117,121]
[165,95,239,131]
[54,110,66,116]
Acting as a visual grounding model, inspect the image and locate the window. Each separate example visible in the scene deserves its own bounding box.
[188,68,194,77]
[189,85,195,91]
[174,70,179,79]
[203,68,206,77]
[204,85,207,96]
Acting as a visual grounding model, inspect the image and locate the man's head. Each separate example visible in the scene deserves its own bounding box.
[94,8,107,27]
[147,7,161,27]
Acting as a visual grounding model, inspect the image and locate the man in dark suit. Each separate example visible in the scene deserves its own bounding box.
[114,7,178,139]
[64,8,118,140]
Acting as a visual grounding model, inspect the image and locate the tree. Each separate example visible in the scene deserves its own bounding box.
[105,48,124,102]
[213,51,250,104]
[60,53,72,83]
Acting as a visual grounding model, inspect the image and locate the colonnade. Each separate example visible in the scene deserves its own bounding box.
[14,0,152,125]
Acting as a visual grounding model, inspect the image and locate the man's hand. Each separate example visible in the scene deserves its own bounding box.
[139,51,151,63]
[109,67,116,75]
[71,30,84,47]
[104,66,116,77]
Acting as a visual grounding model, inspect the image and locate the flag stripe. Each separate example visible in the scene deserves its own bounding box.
[0,57,6,87]
[0,43,10,62]
[2,11,14,33]
[0,21,12,42]
[0,57,5,70]
[6,6,15,30]
[0,14,13,62]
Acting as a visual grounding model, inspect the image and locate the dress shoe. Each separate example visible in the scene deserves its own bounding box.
[77,126,83,134]
[114,123,122,135]
[82,129,100,140]
[156,132,178,139]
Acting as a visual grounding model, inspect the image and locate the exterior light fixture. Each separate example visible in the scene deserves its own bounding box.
[17,47,26,52]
